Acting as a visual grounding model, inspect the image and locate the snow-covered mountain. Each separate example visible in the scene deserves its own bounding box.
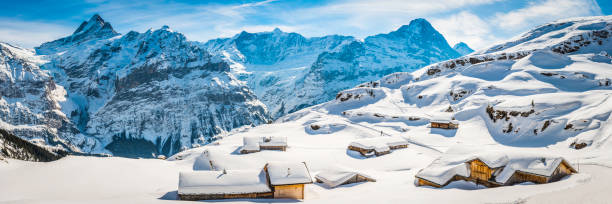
[0,42,83,152]
[205,18,464,118]
[452,42,474,55]
[1,15,270,157]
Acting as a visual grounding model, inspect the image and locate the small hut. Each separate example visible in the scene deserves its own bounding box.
[264,161,313,199]
[177,170,273,200]
[430,119,459,129]
[347,137,408,157]
[415,153,577,188]
[315,169,376,188]
[240,136,287,154]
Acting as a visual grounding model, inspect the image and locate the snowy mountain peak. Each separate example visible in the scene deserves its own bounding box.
[273,27,282,33]
[397,18,435,34]
[453,42,474,56]
[36,14,119,54]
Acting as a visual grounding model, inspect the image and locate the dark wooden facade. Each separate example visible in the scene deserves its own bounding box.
[178,192,273,201]
[430,122,459,129]
[416,158,577,188]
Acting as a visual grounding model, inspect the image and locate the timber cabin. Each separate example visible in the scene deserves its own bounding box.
[348,137,408,157]
[241,136,287,154]
[177,170,273,200]
[430,119,459,129]
[315,169,376,188]
[415,153,577,188]
[264,161,314,199]
[178,161,313,201]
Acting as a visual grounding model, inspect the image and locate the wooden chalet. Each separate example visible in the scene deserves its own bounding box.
[315,169,376,188]
[177,170,273,200]
[264,161,313,199]
[347,137,408,157]
[179,161,314,201]
[240,136,287,154]
[430,119,459,129]
[415,154,577,188]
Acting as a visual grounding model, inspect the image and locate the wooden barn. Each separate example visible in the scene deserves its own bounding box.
[430,119,459,129]
[347,137,408,157]
[177,170,273,200]
[315,169,376,188]
[415,153,577,188]
[240,136,287,154]
[264,161,313,199]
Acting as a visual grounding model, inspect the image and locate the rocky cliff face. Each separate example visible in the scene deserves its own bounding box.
[1,15,270,157]
[206,19,464,118]
[0,42,83,152]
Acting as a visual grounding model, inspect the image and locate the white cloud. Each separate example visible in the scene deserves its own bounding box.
[0,19,72,48]
[493,0,602,31]
[431,11,499,49]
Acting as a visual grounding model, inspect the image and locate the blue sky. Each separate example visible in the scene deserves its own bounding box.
[0,0,608,49]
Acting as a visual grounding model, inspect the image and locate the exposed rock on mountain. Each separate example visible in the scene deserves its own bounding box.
[206,19,463,118]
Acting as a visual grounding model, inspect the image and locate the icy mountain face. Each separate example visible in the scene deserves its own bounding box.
[318,15,612,149]
[0,15,271,157]
[0,42,83,152]
[206,19,462,118]
[290,19,462,116]
[453,42,474,55]
[40,19,270,157]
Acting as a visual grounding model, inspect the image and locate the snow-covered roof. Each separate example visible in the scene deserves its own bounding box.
[495,157,569,184]
[242,137,261,151]
[416,151,575,186]
[266,161,313,186]
[260,136,287,147]
[466,152,510,168]
[178,170,272,195]
[315,169,375,188]
[415,156,470,186]
[430,119,459,124]
[349,137,408,150]
[242,136,287,149]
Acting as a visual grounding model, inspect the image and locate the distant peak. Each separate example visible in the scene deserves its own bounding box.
[453,42,474,55]
[72,14,116,36]
[161,25,170,30]
[89,14,104,24]
[273,28,282,33]
[397,18,434,32]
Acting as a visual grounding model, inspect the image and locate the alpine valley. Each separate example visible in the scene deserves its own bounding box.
[0,15,470,157]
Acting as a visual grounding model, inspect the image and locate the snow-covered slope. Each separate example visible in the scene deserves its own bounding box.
[0,129,67,162]
[205,19,463,118]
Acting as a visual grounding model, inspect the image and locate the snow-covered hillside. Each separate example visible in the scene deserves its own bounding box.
[205,19,463,118]
[2,15,611,204]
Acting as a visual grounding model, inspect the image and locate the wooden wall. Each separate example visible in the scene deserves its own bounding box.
[469,160,493,181]
[431,122,458,129]
[178,192,273,200]
[416,178,443,188]
[260,146,287,151]
[273,184,305,199]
